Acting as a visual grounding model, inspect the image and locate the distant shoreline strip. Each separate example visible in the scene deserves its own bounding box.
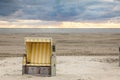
[0,28,120,33]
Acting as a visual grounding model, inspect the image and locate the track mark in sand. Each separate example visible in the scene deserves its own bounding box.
[90,58,119,63]
[77,77,92,80]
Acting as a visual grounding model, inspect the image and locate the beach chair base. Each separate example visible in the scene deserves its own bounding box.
[22,66,51,76]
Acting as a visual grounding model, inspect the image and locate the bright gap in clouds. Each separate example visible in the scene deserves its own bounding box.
[0,20,120,28]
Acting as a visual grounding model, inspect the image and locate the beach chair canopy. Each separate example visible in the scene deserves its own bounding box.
[24,37,53,66]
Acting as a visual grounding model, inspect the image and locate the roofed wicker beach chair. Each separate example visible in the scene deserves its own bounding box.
[22,37,56,76]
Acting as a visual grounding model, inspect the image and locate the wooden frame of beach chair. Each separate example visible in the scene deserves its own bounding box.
[22,37,56,76]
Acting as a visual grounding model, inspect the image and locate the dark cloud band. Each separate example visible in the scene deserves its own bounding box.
[0,0,120,22]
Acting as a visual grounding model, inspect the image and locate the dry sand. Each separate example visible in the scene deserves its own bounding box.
[0,56,120,80]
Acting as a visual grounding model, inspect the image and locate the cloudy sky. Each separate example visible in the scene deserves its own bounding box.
[0,0,120,28]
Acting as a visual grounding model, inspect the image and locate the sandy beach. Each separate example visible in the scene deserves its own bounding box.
[0,33,120,56]
[0,56,120,80]
[0,33,120,80]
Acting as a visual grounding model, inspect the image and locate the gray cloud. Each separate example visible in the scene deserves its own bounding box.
[0,0,120,22]
[0,0,21,16]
